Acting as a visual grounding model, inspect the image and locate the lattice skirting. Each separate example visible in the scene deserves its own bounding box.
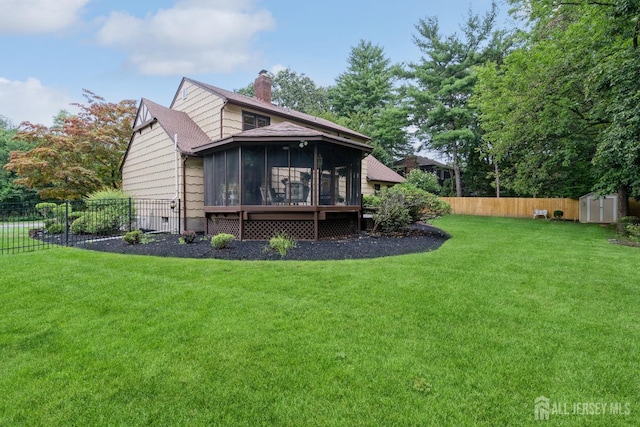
[244,220,313,240]
[319,218,357,239]
[207,217,240,237]
[206,214,358,240]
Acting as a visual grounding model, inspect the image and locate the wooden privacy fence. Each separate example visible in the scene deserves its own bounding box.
[440,197,580,220]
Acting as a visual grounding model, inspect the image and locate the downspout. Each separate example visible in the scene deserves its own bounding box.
[173,134,180,202]
[173,134,180,233]
[220,100,228,140]
[183,155,189,233]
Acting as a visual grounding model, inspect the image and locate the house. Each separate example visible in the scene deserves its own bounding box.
[394,155,452,186]
[121,71,372,240]
[363,155,404,195]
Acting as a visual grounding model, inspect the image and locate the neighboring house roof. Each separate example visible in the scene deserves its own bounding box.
[394,155,452,169]
[176,78,370,142]
[366,155,405,184]
[192,121,372,155]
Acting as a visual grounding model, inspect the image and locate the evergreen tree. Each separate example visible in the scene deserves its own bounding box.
[329,40,412,164]
[405,4,499,196]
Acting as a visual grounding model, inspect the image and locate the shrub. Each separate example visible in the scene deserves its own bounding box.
[405,169,441,193]
[268,233,297,257]
[362,194,381,209]
[54,204,71,221]
[179,230,197,244]
[123,230,143,244]
[421,192,452,219]
[46,221,65,234]
[373,184,451,233]
[626,224,640,242]
[373,190,412,233]
[70,189,135,235]
[35,202,57,218]
[70,215,88,234]
[212,233,235,249]
[617,216,640,235]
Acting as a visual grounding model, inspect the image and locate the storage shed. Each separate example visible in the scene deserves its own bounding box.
[579,193,618,223]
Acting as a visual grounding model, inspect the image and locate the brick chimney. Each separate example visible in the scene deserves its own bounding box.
[254,69,272,104]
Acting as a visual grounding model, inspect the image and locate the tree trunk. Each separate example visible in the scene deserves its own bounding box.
[494,160,500,198]
[617,185,629,233]
[453,145,463,197]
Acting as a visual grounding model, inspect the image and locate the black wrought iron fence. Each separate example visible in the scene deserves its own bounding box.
[0,199,180,255]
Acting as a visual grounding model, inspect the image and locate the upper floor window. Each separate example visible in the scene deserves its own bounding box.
[243,111,270,130]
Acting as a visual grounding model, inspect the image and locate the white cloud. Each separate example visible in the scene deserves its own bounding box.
[0,0,90,34]
[0,77,75,127]
[269,64,287,75]
[96,0,275,76]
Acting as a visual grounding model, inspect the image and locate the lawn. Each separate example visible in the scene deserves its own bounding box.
[0,216,638,426]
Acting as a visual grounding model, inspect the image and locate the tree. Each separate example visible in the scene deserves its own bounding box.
[472,41,599,198]
[0,116,38,204]
[328,40,412,163]
[477,0,640,213]
[5,90,137,200]
[404,168,441,193]
[236,68,329,114]
[405,4,499,197]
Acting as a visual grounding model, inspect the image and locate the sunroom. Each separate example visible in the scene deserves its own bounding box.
[192,122,372,240]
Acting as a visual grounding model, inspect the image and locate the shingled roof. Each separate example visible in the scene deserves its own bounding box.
[192,121,372,155]
[133,98,211,154]
[366,155,405,184]
[176,78,370,142]
[136,98,210,154]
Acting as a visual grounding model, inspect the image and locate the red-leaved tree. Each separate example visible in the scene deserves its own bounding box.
[4,90,136,200]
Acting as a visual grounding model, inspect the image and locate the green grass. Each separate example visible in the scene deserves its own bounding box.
[0,224,48,254]
[0,216,638,426]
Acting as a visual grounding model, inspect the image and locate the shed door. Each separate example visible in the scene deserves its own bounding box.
[602,196,616,223]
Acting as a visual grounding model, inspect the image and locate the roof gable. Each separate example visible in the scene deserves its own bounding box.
[136,98,210,154]
[175,77,369,142]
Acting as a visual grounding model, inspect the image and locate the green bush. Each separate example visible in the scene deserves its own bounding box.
[373,184,451,233]
[54,204,71,221]
[617,216,640,235]
[35,202,57,218]
[179,230,197,244]
[123,230,143,245]
[373,190,413,233]
[70,189,134,235]
[212,233,235,249]
[46,221,65,234]
[362,194,381,209]
[404,169,441,194]
[268,233,297,257]
[421,192,452,219]
[624,224,640,242]
[70,215,88,234]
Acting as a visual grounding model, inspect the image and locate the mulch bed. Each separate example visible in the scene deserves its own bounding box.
[74,222,450,261]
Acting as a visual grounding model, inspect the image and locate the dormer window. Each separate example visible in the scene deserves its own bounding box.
[243,111,270,130]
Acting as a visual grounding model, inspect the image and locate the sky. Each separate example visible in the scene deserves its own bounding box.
[0,0,516,128]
